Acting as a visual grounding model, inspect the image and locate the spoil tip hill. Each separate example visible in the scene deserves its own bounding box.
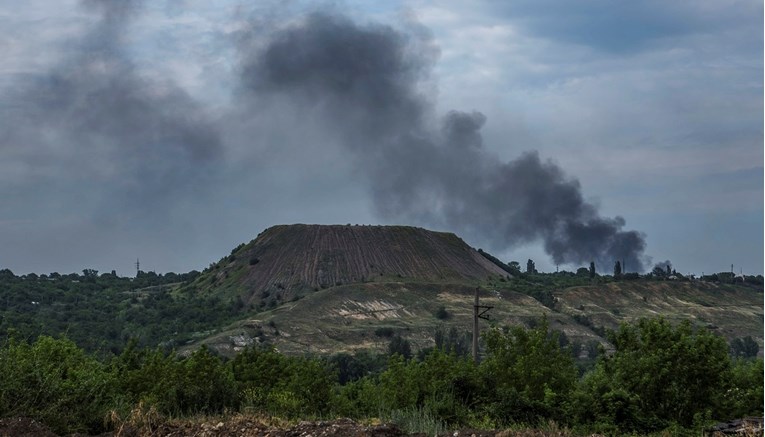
[183,224,762,357]
[188,224,509,308]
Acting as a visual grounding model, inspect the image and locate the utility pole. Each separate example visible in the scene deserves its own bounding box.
[472,287,493,363]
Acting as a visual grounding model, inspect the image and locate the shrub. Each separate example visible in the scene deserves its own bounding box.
[721,358,764,418]
[232,346,335,418]
[375,327,395,337]
[480,318,578,425]
[434,306,450,320]
[388,335,412,359]
[730,336,759,358]
[0,336,114,435]
[573,318,731,432]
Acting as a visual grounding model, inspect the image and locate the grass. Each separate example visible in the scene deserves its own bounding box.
[187,278,762,360]
[380,406,448,436]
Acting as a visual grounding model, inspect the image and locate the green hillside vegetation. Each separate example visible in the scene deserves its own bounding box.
[0,318,761,436]
[0,268,243,354]
[0,224,762,363]
[0,224,763,435]
[192,275,763,361]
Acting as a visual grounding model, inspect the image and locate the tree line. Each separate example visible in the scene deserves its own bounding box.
[0,317,761,436]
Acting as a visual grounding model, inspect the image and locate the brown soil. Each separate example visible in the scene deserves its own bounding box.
[0,417,410,437]
[208,224,508,306]
[0,417,58,437]
[0,417,589,437]
[112,417,410,437]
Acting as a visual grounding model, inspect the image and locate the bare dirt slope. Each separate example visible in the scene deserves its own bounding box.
[182,224,761,358]
[195,224,509,306]
[554,281,763,341]
[197,279,762,358]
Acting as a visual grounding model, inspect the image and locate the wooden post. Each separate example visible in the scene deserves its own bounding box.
[472,287,479,363]
[472,287,493,363]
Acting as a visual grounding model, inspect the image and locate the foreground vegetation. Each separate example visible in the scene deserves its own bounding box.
[0,317,761,436]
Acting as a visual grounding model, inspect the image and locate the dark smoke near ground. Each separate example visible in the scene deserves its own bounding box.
[653,260,673,274]
[240,12,648,271]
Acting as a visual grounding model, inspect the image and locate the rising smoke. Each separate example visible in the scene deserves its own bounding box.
[239,12,648,271]
[0,3,649,272]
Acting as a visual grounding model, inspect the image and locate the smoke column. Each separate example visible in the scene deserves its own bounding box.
[0,4,649,272]
[239,12,648,271]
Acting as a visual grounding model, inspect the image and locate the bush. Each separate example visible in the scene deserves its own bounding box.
[730,336,759,358]
[480,318,578,425]
[434,306,450,320]
[721,358,764,418]
[374,327,395,337]
[369,349,480,426]
[232,346,335,418]
[388,335,412,359]
[573,318,731,433]
[0,336,114,435]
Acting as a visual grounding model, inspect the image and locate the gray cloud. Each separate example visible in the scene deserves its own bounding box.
[240,12,648,270]
[3,1,758,276]
[0,0,222,224]
[489,0,762,54]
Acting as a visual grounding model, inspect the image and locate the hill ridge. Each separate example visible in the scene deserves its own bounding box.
[197,224,509,307]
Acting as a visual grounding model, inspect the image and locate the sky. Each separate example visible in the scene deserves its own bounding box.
[0,0,762,277]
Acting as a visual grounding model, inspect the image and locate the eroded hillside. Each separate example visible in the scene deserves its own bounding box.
[196,278,762,358]
[187,224,509,308]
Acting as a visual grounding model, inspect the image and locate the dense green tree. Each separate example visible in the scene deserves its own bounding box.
[433,326,471,357]
[232,346,335,417]
[480,318,578,425]
[176,346,236,414]
[730,336,759,358]
[526,259,536,274]
[614,261,622,278]
[508,261,521,275]
[434,305,450,320]
[721,358,764,418]
[0,336,113,434]
[328,352,374,384]
[371,349,480,426]
[388,335,412,360]
[589,262,596,278]
[573,318,731,432]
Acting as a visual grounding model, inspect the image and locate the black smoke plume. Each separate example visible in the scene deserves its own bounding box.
[240,12,648,271]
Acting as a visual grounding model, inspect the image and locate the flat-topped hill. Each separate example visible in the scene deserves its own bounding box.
[190,224,509,307]
[173,225,763,358]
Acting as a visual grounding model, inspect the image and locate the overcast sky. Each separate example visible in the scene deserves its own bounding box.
[0,0,762,276]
